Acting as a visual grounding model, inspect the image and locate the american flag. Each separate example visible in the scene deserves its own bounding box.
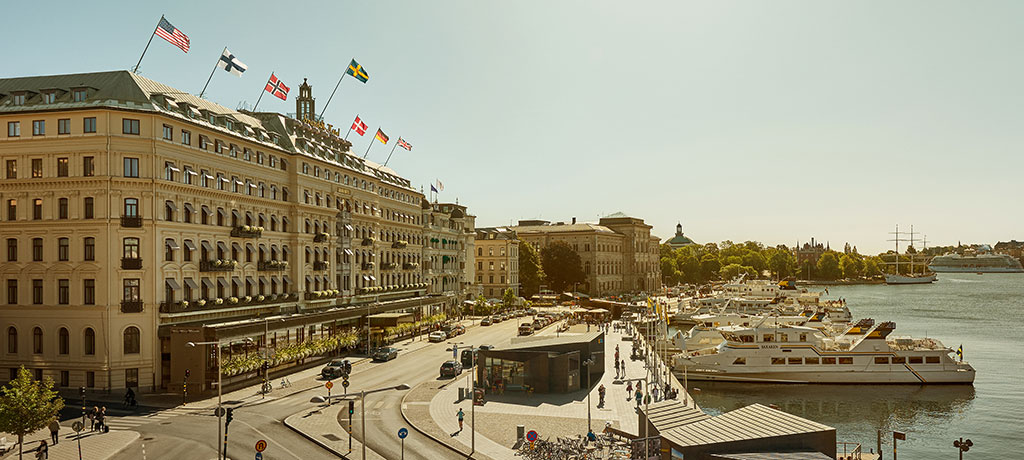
[351,116,368,136]
[398,138,412,151]
[264,73,290,101]
[154,17,190,53]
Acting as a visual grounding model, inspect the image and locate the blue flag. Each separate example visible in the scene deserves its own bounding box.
[430,184,438,193]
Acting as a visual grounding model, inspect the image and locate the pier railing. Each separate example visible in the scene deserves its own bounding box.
[836,442,862,460]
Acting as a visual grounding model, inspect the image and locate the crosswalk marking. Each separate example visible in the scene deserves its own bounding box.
[98,407,194,430]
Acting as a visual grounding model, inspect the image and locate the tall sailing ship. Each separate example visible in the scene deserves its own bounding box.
[885,225,937,285]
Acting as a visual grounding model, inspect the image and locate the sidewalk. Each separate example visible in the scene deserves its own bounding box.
[1,429,138,460]
[402,322,667,460]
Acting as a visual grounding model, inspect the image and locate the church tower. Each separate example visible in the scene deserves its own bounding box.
[296,78,315,121]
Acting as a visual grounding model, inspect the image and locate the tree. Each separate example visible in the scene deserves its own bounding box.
[660,257,681,285]
[767,250,796,280]
[540,241,585,293]
[518,240,544,297]
[700,254,721,281]
[720,263,755,280]
[864,257,882,277]
[502,287,517,309]
[0,366,64,459]
[473,295,492,316]
[839,253,864,279]
[816,252,842,280]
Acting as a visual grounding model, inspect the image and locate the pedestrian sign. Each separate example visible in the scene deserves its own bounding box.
[398,427,408,439]
[255,439,267,452]
[72,421,84,432]
[325,381,334,390]
[526,430,538,442]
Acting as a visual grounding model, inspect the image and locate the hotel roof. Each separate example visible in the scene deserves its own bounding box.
[661,404,833,448]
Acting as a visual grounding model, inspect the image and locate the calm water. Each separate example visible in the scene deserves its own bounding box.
[684,274,1024,458]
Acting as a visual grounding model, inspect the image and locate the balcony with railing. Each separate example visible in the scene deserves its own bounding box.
[120,300,144,313]
[361,262,375,270]
[159,293,300,313]
[120,257,142,270]
[313,232,330,243]
[257,260,288,271]
[231,225,264,238]
[381,262,398,271]
[403,262,419,270]
[120,215,142,228]
[391,240,408,249]
[361,237,375,246]
[313,261,330,271]
[200,259,238,272]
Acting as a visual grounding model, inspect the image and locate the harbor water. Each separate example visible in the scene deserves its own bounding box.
[683,273,1023,458]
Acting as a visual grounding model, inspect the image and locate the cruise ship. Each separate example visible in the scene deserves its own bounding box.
[928,253,1024,273]
[672,319,975,384]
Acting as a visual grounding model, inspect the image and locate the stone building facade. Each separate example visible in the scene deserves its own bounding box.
[474,227,519,298]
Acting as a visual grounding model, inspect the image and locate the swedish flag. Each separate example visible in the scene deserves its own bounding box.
[346,59,369,83]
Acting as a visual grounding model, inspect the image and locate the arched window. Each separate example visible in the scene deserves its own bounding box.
[84,328,95,355]
[58,327,69,355]
[123,327,140,354]
[32,327,43,354]
[201,206,210,225]
[217,208,225,226]
[7,327,16,353]
[477,247,483,257]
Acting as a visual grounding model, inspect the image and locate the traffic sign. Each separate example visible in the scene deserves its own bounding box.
[215,407,226,417]
[398,427,408,439]
[71,421,84,433]
[255,439,267,452]
[255,453,263,460]
[325,380,334,390]
[526,430,537,442]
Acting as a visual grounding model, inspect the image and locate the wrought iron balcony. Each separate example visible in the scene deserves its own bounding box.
[120,257,142,270]
[120,215,142,228]
[257,260,288,271]
[231,225,263,238]
[200,259,238,272]
[361,238,375,246]
[392,240,408,249]
[313,261,330,271]
[313,232,330,243]
[120,300,143,313]
[361,262,375,270]
[381,262,398,270]
[403,263,419,270]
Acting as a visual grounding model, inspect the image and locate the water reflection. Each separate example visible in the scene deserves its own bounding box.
[694,382,975,433]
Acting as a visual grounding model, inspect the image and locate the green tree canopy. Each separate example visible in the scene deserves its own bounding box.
[720,263,756,280]
[816,252,842,280]
[0,366,64,459]
[540,240,586,293]
[502,287,517,308]
[839,253,865,279]
[518,240,544,297]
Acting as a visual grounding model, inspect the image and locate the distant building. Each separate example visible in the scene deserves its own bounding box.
[994,240,1024,262]
[794,238,828,277]
[474,227,519,298]
[664,222,697,250]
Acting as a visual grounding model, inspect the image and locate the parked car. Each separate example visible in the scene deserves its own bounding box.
[478,344,494,350]
[440,360,463,378]
[428,331,447,342]
[519,323,533,335]
[492,315,502,323]
[533,321,544,330]
[480,317,492,326]
[460,348,479,368]
[321,359,351,379]
[371,347,399,362]
[453,324,466,335]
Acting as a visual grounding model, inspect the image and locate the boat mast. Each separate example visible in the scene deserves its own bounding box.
[909,225,915,275]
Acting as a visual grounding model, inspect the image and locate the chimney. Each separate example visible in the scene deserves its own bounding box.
[572,217,576,224]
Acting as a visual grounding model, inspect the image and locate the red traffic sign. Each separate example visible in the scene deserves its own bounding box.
[255,439,267,452]
[526,430,538,442]
[325,381,334,390]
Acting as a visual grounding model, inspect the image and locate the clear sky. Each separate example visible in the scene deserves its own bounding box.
[5,1,1022,254]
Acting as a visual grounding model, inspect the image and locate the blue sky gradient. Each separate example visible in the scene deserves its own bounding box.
[5,1,1022,253]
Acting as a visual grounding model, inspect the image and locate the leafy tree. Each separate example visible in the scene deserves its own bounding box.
[518,240,544,297]
[502,287,517,309]
[767,250,796,279]
[720,263,755,280]
[816,252,842,280]
[741,251,767,274]
[0,366,64,459]
[540,241,586,293]
[864,257,883,276]
[700,254,721,280]
[473,295,493,316]
[839,253,864,279]
[660,257,681,285]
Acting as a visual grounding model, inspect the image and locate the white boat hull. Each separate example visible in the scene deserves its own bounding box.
[885,273,937,285]
[674,367,975,384]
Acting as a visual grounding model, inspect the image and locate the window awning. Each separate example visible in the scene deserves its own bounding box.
[184,278,199,290]
[219,176,230,183]
[183,203,194,213]
[282,275,292,284]
[248,182,257,190]
[283,246,291,254]
[232,242,242,253]
[218,278,229,288]
[305,275,314,283]
[344,224,354,231]
[258,243,267,251]
[217,241,228,252]
[203,173,215,182]
[184,167,198,176]
[201,241,214,252]
[259,276,269,285]
[362,276,370,282]
[166,164,181,173]
[165,239,179,250]
[245,276,255,286]
[165,201,177,212]
[246,243,255,252]
[234,179,244,187]
[201,206,212,215]
[369,276,376,281]
[231,276,242,286]
[202,278,215,289]
[343,249,353,255]
[165,278,181,290]
[231,209,241,219]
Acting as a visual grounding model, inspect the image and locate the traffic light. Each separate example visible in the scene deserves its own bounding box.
[348,400,355,415]
[79,387,86,398]
[225,408,234,426]
[185,368,190,379]
[262,361,269,373]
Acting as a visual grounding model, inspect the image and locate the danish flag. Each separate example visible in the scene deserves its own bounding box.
[264,73,289,101]
[351,115,368,136]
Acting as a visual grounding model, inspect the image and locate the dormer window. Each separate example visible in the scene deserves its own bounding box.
[225,120,233,130]
[209,114,216,125]
[42,93,56,104]
[73,89,87,102]
[12,94,25,105]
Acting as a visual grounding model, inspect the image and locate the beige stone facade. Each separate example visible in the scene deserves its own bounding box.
[0,71,471,391]
[474,227,519,299]
[512,213,661,296]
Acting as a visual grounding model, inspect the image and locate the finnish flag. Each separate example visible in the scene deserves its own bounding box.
[217,48,247,77]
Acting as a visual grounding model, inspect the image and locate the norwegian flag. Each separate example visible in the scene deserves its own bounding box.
[351,115,368,136]
[264,73,289,101]
[398,138,412,151]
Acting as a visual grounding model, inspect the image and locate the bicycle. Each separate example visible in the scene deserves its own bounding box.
[280,377,292,388]
[260,380,273,394]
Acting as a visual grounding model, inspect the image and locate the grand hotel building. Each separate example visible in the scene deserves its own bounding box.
[0,71,474,392]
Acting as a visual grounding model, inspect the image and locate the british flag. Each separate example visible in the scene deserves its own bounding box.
[351,115,368,136]
[264,73,289,101]
[398,138,412,151]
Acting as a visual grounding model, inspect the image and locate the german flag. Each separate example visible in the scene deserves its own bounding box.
[374,128,389,145]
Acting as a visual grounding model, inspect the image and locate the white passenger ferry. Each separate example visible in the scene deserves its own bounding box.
[672,319,975,384]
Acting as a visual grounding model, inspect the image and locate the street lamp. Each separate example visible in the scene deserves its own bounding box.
[582,358,595,433]
[954,438,973,460]
[311,383,411,460]
[187,337,252,460]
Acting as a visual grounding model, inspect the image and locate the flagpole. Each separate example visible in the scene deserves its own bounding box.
[199,48,225,99]
[363,127,378,158]
[252,71,272,112]
[133,15,163,74]
[382,138,400,167]
[345,114,357,140]
[320,71,346,120]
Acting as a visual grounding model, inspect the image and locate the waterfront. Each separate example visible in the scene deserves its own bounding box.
[686,273,1023,458]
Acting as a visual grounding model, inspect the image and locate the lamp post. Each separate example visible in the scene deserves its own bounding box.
[450,341,477,454]
[187,337,252,460]
[312,383,410,460]
[953,438,973,460]
[582,358,595,433]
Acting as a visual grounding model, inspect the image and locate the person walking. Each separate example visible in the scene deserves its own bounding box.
[456,408,465,431]
[96,407,106,433]
[652,385,660,402]
[88,406,98,431]
[48,418,59,445]
[598,384,606,407]
[35,440,48,460]
[634,387,643,410]
[626,381,633,401]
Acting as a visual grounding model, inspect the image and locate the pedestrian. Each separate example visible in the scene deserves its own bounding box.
[598,384,606,406]
[35,440,47,460]
[48,417,59,445]
[652,385,660,402]
[96,407,106,433]
[89,406,98,431]
[626,381,633,401]
[456,408,465,431]
[634,388,643,409]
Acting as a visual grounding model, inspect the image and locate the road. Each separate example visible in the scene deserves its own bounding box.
[94,316,524,460]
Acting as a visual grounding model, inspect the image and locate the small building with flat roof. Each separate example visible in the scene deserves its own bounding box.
[476,331,605,394]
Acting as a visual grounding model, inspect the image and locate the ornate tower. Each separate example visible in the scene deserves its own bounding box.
[296,78,315,121]
[675,222,683,236]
